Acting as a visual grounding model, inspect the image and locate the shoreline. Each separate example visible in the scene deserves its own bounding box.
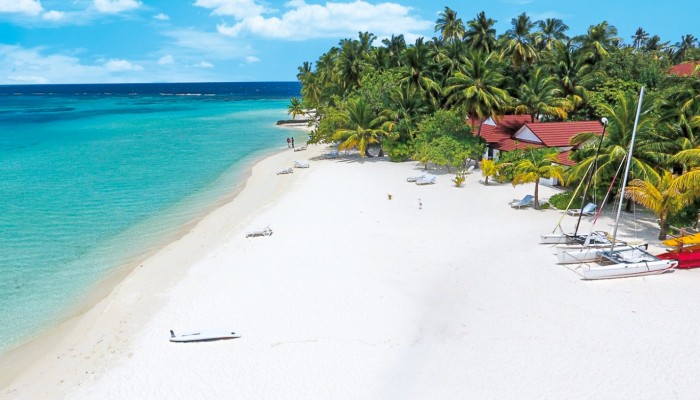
[3,140,700,398]
[0,137,313,396]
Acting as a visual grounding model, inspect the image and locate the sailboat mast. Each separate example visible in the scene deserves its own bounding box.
[573,118,608,236]
[609,86,645,250]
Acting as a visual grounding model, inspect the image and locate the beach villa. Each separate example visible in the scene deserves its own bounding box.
[473,115,606,166]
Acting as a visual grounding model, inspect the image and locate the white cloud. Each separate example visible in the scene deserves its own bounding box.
[7,75,49,83]
[104,59,143,71]
[194,0,266,20]
[161,29,246,60]
[215,0,432,40]
[42,10,65,20]
[154,12,169,20]
[194,61,214,68]
[93,0,141,13]
[245,55,260,63]
[158,54,174,64]
[0,0,43,15]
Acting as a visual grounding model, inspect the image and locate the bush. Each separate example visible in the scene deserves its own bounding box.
[452,170,467,187]
[383,140,414,162]
[548,191,587,210]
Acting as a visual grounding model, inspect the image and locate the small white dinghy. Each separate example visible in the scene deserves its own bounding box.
[170,329,241,342]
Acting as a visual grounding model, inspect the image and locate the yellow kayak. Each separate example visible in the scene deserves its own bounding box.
[662,232,700,247]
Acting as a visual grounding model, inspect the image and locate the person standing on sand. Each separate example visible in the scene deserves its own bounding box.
[291,137,295,148]
[287,137,291,148]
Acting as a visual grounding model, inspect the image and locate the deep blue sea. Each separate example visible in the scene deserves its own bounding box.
[0,82,302,354]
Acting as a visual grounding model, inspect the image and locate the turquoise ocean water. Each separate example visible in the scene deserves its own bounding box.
[0,82,301,354]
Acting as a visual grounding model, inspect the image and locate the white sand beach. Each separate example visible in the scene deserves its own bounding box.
[3,144,700,400]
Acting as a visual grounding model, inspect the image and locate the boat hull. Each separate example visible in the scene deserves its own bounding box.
[582,259,677,280]
[657,249,700,269]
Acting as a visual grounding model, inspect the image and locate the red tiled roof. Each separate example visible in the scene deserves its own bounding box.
[555,150,576,166]
[494,138,544,152]
[520,121,605,147]
[475,115,534,144]
[669,61,700,77]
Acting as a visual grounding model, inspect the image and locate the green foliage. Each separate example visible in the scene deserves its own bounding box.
[382,140,415,162]
[452,170,467,187]
[668,201,700,229]
[309,105,347,144]
[416,109,471,141]
[414,109,484,169]
[548,191,585,210]
[356,70,403,112]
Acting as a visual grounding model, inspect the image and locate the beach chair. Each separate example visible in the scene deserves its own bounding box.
[406,173,426,182]
[276,168,293,175]
[324,150,339,159]
[293,160,310,168]
[293,145,307,152]
[245,225,273,238]
[567,202,597,216]
[465,165,475,174]
[415,174,437,185]
[510,194,534,209]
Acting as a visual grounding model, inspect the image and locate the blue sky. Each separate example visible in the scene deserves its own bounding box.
[0,0,698,84]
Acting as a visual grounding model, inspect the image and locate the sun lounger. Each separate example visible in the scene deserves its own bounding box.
[406,173,426,182]
[276,168,293,175]
[415,174,437,185]
[324,150,339,159]
[293,160,310,168]
[245,225,273,238]
[465,165,475,174]
[293,145,307,152]
[510,194,534,209]
[567,202,597,216]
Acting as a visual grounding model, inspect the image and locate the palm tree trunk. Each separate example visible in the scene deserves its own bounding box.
[533,180,540,210]
[658,216,669,240]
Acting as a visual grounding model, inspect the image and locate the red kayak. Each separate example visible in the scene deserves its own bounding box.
[657,246,700,269]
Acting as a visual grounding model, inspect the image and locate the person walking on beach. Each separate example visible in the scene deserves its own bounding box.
[287,137,291,148]
[291,137,295,148]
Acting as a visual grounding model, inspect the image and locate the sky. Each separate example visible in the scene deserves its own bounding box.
[0,0,698,84]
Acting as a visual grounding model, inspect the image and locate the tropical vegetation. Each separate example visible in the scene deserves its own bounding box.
[292,7,700,232]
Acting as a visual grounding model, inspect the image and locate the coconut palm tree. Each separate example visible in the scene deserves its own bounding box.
[549,41,600,112]
[644,35,669,53]
[332,97,396,157]
[631,27,650,50]
[479,158,509,185]
[435,6,465,43]
[400,38,441,107]
[568,91,660,190]
[501,12,539,69]
[465,11,498,54]
[287,97,304,120]
[574,21,619,64]
[446,50,510,134]
[673,34,698,62]
[382,34,407,68]
[511,150,565,209]
[625,170,699,239]
[513,67,571,122]
[535,18,569,51]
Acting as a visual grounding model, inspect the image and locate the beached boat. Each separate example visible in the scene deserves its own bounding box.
[579,87,676,280]
[656,233,700,269]
[169,329,240,342]
[584,248,677,279]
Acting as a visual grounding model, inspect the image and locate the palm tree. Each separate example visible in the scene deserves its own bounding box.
[502,12,539,69]
[446,50,510,134]
[332,97,396,157]
[479,158,508,185]
[631,27,650,50]
[549,41,600,112]
[435,6,465,43]
[674,34,699,62]
[511,151,565,209]
[513,67,571,122]
[287,97,304,120]
[400,38,441,106]
[644,35,669,52]
[574,21,619,63]
[625,171,699,239]
[381,34,407,68]
[568,92,660,191]
[465,11,498,54]
[535,18,569,51]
